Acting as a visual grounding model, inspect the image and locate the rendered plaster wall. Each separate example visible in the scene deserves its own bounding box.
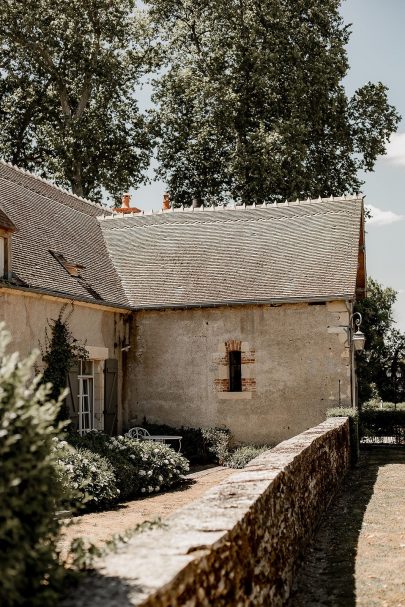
[126,301,352,444]
[62,417,351,607]
[0,289,129,431]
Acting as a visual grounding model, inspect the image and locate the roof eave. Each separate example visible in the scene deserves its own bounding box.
[130,293,356,312]
[0,282,131,312]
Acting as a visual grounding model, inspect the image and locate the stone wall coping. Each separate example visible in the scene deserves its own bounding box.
[62,416,349,607]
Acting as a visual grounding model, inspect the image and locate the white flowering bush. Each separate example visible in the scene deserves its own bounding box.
[53,438,119,509]
[68,431,189,502]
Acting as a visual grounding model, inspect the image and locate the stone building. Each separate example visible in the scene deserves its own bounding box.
[0,162,130,435]
[0,161,366,444]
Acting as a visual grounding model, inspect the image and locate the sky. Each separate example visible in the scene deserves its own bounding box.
[133,0,405,331]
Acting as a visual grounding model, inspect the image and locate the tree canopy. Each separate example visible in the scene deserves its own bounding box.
[355,278,405,405]
[0,0,155,202]
[149,0,400,206]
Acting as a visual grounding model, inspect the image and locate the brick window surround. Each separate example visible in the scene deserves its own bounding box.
[214,340,256,399]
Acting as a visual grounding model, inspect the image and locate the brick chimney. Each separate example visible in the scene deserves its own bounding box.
[162,193,171,210]
[115,192,141,214]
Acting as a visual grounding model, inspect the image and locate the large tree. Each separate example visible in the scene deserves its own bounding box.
[0,0,155,202]
[149,0,400,206]
[355,278,405,405]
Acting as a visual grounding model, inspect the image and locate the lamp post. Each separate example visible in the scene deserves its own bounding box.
[387,367,402,410]
[349,312,365,411]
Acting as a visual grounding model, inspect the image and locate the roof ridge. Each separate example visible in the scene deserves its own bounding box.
[0,159,110,213]
[100,195,364,222]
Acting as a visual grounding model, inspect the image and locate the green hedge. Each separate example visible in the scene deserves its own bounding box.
[141,420,231,464]
[0,326,68,606]
[359,409,405,444]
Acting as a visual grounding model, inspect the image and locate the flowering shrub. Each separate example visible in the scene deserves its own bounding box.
[53,438,119,509]
[67,431,189,502]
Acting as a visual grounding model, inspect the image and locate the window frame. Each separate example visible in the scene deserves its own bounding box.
[78,359,95,434]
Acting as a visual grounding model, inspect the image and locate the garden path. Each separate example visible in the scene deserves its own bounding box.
[59,465,233,555]
[289,447,405,607]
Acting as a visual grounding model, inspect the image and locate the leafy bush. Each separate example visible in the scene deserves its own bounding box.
[141,420,231,464]
[53,439,119,509]
[0,324,68,606]
[67,431,189,500]
[224,445,270,469]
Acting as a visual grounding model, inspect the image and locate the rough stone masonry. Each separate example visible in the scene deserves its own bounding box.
[62,417,350,607]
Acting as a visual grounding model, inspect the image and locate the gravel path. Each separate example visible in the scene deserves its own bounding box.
[289,447,405,607]
[60,466,233,554]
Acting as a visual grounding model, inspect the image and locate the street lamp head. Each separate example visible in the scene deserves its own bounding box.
[351,312,365,351]
[352,329,366,351]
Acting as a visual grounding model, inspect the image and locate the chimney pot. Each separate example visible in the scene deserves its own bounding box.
[162,193,171,210]
[121,193,131,209]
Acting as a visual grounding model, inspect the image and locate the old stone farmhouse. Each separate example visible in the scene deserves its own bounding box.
[0,161,366,444]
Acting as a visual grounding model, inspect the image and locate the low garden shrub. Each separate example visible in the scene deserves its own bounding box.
[224,445,270,468]
[67,431,189,501]
[141,420,231,464]
[54,439,120,509]
[0,325,69,606]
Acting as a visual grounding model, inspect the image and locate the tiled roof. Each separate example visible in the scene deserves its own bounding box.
[0,161,129,307]
[99,197,364,308]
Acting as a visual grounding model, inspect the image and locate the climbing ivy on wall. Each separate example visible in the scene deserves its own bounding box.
[42,305,87,421]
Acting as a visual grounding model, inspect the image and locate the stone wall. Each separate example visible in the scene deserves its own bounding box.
[126,301,353,444]
[64,417,350,607]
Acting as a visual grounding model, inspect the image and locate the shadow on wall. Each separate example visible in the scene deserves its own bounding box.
[288,446,403,607]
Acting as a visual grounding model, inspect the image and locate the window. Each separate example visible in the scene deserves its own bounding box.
[78,360,94,434]
[229,350,242,392]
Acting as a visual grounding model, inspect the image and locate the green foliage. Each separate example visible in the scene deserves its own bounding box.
[150,0,400,205]
[68,431,189,501]
[359,409,405,444]
[224,445,270,469]
[0,0,155,202]
[355,278,405,404]
[201,427,231,465]
[54,439,120,509]
[69,519,165,571]
[327,407,359,420]
[0,324,69,607]
[41,306,87,421]
[142,420,232,464]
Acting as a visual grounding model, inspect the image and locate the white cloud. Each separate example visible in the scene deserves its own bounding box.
[366,204,405,226]
[384,132,405,166]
